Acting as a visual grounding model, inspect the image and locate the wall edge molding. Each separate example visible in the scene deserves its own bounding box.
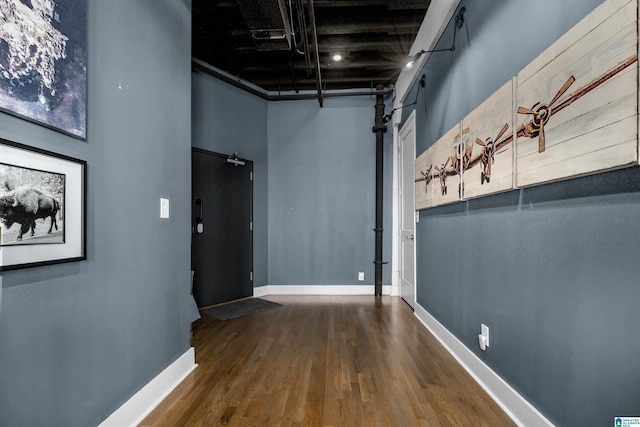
[98,348,197,427]
[413,304,554,427]
[262,285,392,295]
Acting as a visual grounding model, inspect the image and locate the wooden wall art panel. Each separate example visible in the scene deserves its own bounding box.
[415,145,435,210]
[430,124,462,207]
[413,0,639,209]
[461,80,514,199]
[516,0,638,187]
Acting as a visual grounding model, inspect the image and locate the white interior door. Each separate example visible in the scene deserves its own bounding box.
[399,111,416,309]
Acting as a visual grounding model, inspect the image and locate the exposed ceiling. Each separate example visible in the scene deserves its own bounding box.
[192,0,432,93]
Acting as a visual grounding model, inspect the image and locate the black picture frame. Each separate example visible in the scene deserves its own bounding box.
[0,138,86,270]
[0,0,87,139]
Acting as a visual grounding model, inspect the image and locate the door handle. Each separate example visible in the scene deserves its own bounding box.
[195,199,204,234]
[195,199,204,223]
[407,234,414,241]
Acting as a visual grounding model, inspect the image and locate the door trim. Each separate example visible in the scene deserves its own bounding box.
[394,110,417,308]
[391,124,400,296]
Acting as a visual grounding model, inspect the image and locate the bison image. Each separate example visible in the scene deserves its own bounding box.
[0,186,60,241]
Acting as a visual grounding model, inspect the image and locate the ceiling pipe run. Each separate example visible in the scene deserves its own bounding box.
[294,0,312,75]
[193,58,393,101]
[307,0,324,107]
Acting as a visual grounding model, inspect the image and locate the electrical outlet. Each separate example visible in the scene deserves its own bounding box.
[358,272,364,281]
[481,324,490,348]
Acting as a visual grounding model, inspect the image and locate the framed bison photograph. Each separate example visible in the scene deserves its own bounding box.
[0,138,85,270]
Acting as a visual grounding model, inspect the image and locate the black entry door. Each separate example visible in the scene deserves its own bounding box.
[192,149,253,308]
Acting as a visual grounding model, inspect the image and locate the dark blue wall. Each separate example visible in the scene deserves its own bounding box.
[191,72,269,288]
[0,1,193,426]
[405,0,640,425]
[268,97,393,287]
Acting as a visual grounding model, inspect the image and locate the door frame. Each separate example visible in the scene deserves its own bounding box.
[392,110,417,307]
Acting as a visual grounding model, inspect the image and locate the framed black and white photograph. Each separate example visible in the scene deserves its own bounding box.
[0,0,87,139]
[0,138,85,270]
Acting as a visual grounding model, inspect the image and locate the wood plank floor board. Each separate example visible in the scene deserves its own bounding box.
[140,296,515,426]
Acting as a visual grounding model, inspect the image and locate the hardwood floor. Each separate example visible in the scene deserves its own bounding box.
[140,296,515,426]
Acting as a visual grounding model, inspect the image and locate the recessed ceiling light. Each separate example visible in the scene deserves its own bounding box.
[332,53,343,62]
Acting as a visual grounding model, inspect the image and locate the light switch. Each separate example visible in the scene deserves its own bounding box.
[160,198,170,219]
[481,324,490,347]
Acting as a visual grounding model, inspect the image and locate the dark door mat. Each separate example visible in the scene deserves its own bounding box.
[202,298,282,320]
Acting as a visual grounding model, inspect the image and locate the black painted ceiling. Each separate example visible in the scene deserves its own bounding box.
[192,0,431,92]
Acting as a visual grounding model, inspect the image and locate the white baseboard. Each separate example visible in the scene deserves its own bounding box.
[99,347,197,427]
[413,304,553,427]
[253,285,269,297]
[262,284,392,295]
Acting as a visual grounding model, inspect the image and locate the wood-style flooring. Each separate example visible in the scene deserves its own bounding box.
[140,296,515,426]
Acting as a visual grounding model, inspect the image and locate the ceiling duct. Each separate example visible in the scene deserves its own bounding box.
[236,0,292,51]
